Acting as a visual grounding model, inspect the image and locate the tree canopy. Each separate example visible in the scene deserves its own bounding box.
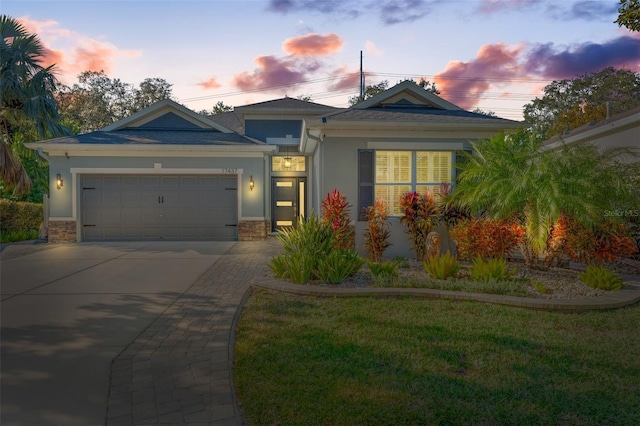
[1,14,69,196]
[523,67,640,139]
[615,0,640,31]
[348,78,440,106]
[57,71,175,133]
[197,100,233,116]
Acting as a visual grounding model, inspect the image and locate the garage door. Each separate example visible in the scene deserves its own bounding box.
[81,174,237,241]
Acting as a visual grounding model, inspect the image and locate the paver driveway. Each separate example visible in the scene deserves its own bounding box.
[0,241,236,425]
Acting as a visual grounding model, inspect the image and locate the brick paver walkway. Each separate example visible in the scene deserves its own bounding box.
[105,239,282,426]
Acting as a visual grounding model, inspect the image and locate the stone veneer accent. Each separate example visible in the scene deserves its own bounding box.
[48,220,77,243]
[237,220,269,241]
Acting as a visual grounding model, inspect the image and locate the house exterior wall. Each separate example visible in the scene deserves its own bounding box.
[47,154,268,241]
[315,135,472,259]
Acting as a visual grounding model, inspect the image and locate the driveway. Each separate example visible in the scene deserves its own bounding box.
[0,241,236,425]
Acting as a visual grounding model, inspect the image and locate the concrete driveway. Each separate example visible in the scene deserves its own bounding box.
[0,241,235,426]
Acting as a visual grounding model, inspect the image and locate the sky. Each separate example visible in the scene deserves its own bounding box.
[3,0,640,121]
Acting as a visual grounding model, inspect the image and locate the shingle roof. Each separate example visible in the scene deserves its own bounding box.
[34,128,265,146]
[235,97,341,112]
[206,111,244,134]
[324,104,520,124]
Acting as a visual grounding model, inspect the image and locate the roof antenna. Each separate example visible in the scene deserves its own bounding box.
[359,50,364,102]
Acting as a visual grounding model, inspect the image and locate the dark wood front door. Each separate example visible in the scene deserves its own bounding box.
[272,177,306,231]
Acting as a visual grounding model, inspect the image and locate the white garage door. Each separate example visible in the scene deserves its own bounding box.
[81,174,237,241]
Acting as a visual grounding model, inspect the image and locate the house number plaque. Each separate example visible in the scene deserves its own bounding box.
[222,168,238,174]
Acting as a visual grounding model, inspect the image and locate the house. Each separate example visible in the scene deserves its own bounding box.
[541,105,640,163]
[27,81,523,257]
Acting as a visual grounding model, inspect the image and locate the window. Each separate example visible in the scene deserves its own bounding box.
[359,150,453,218]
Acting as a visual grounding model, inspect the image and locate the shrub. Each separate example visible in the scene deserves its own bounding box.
[268,214,362,284]
[562,218,638,265]
[438,183,472,230]
[363,199,391,262]
[469,256,515,282]
[1,229,39,243]
[531,280,549,294]
[450,217,524,261]
[424,253,460,280]
[315,249,364,284]
[366,259,398,278]
[578,265,624,291]
[321,189,354,249]
[399,190,440,261]
[0,199,42,233]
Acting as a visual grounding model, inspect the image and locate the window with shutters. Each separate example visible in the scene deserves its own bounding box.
[359,150,453,218]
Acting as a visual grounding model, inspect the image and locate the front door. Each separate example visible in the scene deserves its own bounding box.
[272,177,306,231]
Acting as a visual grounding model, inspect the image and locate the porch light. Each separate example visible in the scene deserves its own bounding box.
[284,156,292,168]
[56,173,63,190]
[249,175,255,191]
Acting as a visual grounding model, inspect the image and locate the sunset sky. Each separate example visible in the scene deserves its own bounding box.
[4,0,640,120]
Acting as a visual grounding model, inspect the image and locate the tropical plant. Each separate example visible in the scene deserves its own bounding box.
[0,15,69,195]
[449,217,524,261]
[399,190,440,261]
[469,256,515,282]
[578,265,624,291]
[268,214,362,284]
[366,259,399,278]
[451,130,637,270]
[363,198,391,262]
[423,253,459,280]
[321,188,355,249]
[562,218,638,265]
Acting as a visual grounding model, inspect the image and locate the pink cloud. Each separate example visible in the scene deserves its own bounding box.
[16,16,141,84]
[198,77,222,90]
[232,55,311,91]
[435,43,525,110]
[327,65,361,91]
[283,33,343,56]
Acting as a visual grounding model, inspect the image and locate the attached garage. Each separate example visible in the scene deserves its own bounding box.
[81,174,238,241]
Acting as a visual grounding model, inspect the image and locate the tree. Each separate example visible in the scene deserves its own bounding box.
[348,78,440,106]
[523,67,640,139]
[58,71,174,133]
[472,107,497,117]
[615,0,640,31]
[348,80,389,106]
[450,130,637,270]
[197,101,233,116]
[1,15,69,196]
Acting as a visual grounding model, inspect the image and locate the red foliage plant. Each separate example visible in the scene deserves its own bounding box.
[321,188,355,249]
[450,217,525,261]
[559,217,638,265]
[363,198,391,262]
[399,190,440,260]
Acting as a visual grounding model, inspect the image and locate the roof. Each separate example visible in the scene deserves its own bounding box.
[233,97,341,115]
[206,111,245,134]
[28,128,265,146]
[542,105,640,149]
[323,103,520,125]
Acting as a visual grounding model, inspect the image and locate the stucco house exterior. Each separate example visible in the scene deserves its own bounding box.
[27,81,523,257]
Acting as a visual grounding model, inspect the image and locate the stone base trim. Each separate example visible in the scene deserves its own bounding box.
[48,220,77,243]
[238,220,269,241]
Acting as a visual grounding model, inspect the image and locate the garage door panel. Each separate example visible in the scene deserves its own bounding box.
[81,174,237,241]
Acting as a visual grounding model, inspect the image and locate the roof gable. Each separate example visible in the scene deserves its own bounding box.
[353,80,462,111]
[101,99,233,133]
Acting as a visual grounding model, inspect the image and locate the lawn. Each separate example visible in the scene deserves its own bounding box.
[234,290,640,425]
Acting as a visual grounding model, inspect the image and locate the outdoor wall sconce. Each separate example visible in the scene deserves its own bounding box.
[56,173,63,190]
[284,156,292,169]
[249,175,255,191]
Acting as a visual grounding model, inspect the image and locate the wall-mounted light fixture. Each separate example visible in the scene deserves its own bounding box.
[56,173,63,190]
[249,175,255,191]
[284,156,292,169]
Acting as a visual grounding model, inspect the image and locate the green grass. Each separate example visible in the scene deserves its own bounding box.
[0,229,39,243]
[235,290,640,425]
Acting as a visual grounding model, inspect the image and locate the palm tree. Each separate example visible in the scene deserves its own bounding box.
[450,129,637,269]
[0,15,68,195]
